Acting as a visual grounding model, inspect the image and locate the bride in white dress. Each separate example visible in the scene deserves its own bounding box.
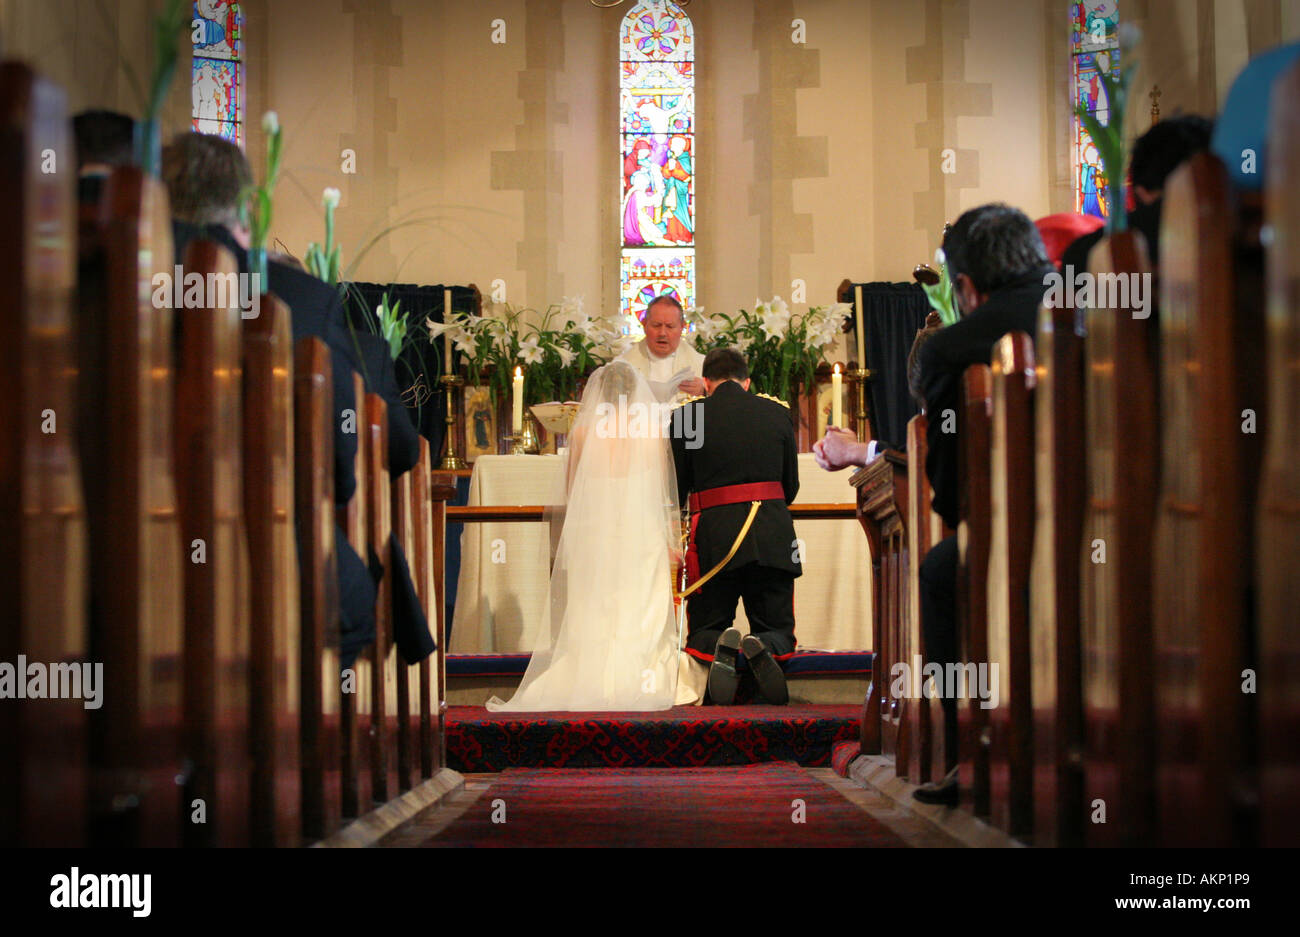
[486,361,683,712]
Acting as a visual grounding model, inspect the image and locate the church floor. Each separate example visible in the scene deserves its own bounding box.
[379,764,960,848]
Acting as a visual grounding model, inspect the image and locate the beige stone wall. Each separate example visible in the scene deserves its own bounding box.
[5,0,1298,325]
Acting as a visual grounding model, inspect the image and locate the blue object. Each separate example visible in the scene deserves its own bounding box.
[1211,41,1300,191]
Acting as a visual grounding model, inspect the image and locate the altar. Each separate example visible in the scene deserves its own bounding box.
[450,453,873,653]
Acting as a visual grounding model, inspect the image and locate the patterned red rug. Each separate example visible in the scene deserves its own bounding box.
[446,704,860,772]
[423,762,907,848]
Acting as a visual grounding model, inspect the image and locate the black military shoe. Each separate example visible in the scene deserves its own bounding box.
[740,635,789,705]
[707,628,743,705]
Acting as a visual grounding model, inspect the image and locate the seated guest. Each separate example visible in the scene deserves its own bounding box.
[1061,113,1213,275]
[1034,213,1103,270]
[72,110,135,260]
[161,132,432,667]
[73,109,135,186]
[914,204,1053,803]
[1211,40,1300,192]
[162,131,419,478]
[616,294,707,401]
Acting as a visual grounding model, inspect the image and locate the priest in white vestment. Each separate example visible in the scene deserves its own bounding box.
[616,295,707,403]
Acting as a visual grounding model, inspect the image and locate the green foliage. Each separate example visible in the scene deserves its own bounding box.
[146,0,188,125]
[1074,34,1140,234]
[240,113,283,252]
[922,261,959,326]
[376,292,408,362]
[305,190,343,285]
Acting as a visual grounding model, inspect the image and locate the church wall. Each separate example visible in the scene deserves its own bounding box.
[3,0,1298,324]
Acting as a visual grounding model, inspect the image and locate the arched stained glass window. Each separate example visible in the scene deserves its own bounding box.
[620,0,695,319]
[191,1,245,146]
[1071,1,1120,219]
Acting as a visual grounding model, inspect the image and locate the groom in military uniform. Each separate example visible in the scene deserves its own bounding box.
[671,347,801,705]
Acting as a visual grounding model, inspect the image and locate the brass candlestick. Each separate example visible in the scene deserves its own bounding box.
[438,373,467,470]
[849,367,873,442]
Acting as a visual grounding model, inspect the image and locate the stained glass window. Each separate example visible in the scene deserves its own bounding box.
[1071,1,1120,219]
[620,1,695,319]
[191,1,244,147]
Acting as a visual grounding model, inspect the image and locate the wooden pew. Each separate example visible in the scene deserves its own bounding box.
[82,165,186,847]
[294,337,342,841]
[986,332,1036,839]
[1080,228,1158,847]
[242,292,302,846]
[174,238,253,847]
[412,442,436,777]
[392,466,417,792]
[430,468,458,770]
[1028,302,1087,848]
[1153,152,1265,847]
[957,365,993,818]
[341,374,373,817]
[0,61,89,847]
[1259,59,1300,848]
[904,415,946,783]
[851,450,908,760]
[365,393,399,804]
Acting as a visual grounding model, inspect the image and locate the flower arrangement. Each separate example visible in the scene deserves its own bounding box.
[687,297,852,404]
[240,111,283,292]
[305,188,343,285]
[1075,23,1140,234]
[135,0,189,176]
[375,291,407,362]
[914,248,959,326]
[426,298,637,405]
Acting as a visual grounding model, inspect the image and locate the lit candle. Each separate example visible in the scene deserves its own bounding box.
[512,365,524,436]
[443,288,453,373]
[831,363,842,427]
[854,284,865,368]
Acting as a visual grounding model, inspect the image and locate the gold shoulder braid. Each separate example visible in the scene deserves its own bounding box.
[754,392,790,409]
[670,393,706,410]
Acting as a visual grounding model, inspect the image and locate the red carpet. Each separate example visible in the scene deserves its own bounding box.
[422,762,907,848]
[446,704,860,772]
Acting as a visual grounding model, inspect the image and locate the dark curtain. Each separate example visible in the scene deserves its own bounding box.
[344,282,478,459]
[851,281,929,451]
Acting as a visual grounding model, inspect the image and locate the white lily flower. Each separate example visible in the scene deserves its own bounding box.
[323,187,341,209]
[517,336,545,365]
[262,111,279,135]
[555,345,576,367]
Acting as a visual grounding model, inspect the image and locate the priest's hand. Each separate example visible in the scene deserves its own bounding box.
[678,377,706,396]
[813,427,874,472]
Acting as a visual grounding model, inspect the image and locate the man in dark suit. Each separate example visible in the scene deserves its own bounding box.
[909,203,1053,802]
[163,132,431,668]
[670,347,801,705]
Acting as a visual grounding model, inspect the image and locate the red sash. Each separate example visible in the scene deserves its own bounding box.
[684,481,785,587]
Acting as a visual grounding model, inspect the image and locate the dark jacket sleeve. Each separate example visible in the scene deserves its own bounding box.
[671,411,692,503]
[781,416,799,504]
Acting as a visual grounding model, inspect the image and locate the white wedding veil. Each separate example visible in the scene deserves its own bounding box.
[487,361,683,711]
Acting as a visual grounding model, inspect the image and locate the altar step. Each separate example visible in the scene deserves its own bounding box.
[445,649,872,706]
[445,704,861,773]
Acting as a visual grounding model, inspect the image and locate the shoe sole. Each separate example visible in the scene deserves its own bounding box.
[708,628,742,705]
[741,635,788,705]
